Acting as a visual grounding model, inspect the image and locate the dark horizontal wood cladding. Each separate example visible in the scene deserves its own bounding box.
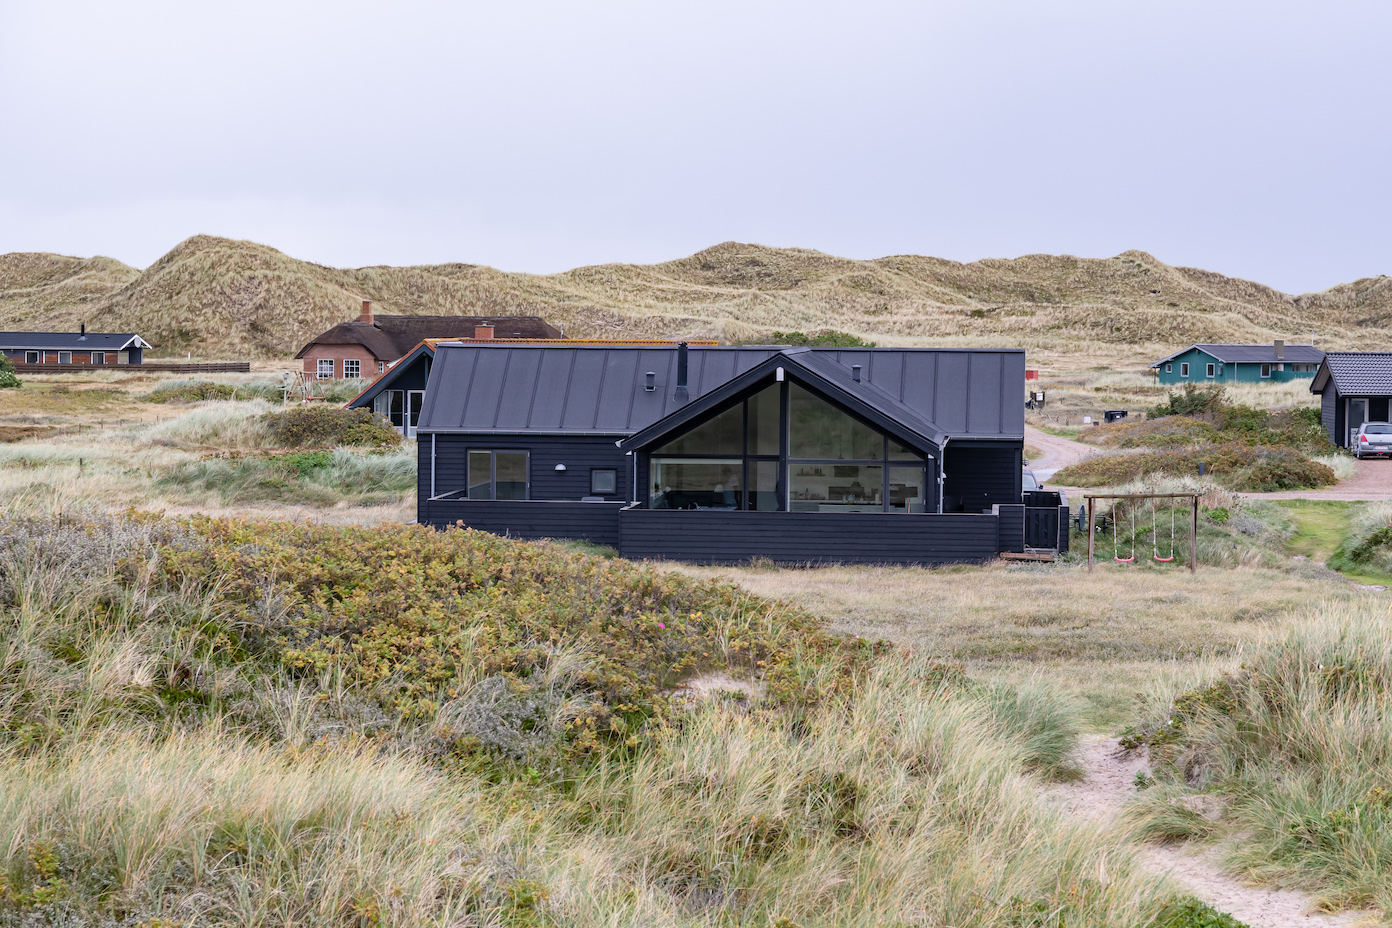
[421,499,623,547]
[617,510,999,565]
[996,504,1025,553]
[944,443,1022,512]
[428,434,631,501]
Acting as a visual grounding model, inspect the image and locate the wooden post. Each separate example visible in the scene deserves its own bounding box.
[1086,496,1095,572]
[1189,494,1198,574]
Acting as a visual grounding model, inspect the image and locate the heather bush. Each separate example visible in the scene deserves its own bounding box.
[262,404,401,448]
[1055,443,1336,491]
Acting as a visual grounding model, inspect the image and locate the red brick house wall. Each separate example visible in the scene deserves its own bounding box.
[6,350,128,364]
[300,344,382,379]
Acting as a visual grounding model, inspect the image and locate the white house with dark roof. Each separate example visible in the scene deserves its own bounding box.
[1311,352,1392,448]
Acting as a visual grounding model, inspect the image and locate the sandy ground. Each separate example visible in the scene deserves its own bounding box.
[1048,736,1372,928]
[1024,425,1097,483]
[1241,457,1392,501]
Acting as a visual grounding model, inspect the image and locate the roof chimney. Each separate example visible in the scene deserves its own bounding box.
[474,323,495,340]
[675,342,690,403]
[358,300,374,324]
[851,364,862,382]
[79,323,86,339]
[1274,339,1285,360]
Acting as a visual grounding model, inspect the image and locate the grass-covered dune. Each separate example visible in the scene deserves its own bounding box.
[0,511,1213,927]
[1125,602,1392,916]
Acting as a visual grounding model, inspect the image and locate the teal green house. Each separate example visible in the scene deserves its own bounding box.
[1150,342,1324,385]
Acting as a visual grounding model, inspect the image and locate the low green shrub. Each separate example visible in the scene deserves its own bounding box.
[770,329,876,348]
[153,448,414,505]
[0,355,20,389]
[262,404,401,448]
[1154,899,1251,928]
[144,380,237,403]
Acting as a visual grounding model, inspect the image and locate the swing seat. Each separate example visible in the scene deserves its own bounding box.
[1114,555,1135,563]
[1153,554,1175,562]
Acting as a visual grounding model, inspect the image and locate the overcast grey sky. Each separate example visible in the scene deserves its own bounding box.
[1,0,1388,294]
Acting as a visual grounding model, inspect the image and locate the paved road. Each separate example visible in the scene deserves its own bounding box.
[1241,457,1392,501]
[1024,425,1097,483]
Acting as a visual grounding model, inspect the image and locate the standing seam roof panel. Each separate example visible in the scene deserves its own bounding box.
[460,351,509,430]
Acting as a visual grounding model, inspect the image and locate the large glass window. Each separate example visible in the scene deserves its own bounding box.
[650,459,742,509]
[468,451,529,500]
[646,379,932,513]
[788,384,882,459]
[655,403,743,455]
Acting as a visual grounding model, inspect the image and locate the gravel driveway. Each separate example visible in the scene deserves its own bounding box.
[1243,457,1392,501]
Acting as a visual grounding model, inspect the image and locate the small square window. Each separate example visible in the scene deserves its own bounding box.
[378,361,385,373]
[1206,363,1215,377]
[343,359,361,379]
[1165,363,1172,373]
[25,351,39,364]
[591,469,617,495]
[57,351,72,364]
[317,358,334,380]
[1260,363,1271,378]
[1180,363,1189,377]
[91,352,106,364]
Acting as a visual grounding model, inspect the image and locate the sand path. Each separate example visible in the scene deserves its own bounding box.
[1048,736,1371,928]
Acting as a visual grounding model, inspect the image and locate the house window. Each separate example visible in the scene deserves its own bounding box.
[1180,362,1189,377]
[378,361,385,373]
[648,381,928,514]
[24,351,39,364]
[57,351,72,364]
[1260,363,1271,378]
[317,358,335,380]
[591,468,617,495]
[1206,363,1215,378]
[1165,363,1172,373]
[468,450,529,500]
[343,359,361,379]
[91,352,106,364]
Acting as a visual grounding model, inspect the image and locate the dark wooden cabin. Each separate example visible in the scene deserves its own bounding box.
[414,343,1064,564]
[1311,352,1392,448]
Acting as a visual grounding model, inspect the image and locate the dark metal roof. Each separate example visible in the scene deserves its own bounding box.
[0,332,151,351]
[1311,352,1392,396]
[294,315,561,360]
[619,349,948,455]
[1150,343,1324,367]
[417,344,1025,441]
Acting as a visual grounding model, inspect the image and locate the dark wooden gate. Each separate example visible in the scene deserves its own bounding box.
[1023,490,1065,550]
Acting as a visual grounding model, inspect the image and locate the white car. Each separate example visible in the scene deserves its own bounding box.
[1355,422,1392,459]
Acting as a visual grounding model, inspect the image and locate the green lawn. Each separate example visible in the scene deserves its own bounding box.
[1274,499,1392,586]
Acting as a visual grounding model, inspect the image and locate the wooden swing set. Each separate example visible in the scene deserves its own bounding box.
[1084,492,1199,573]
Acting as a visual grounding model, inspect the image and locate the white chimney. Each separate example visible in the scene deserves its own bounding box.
[1274,339,1285,360]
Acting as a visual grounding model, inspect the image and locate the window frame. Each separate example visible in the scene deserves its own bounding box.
[91,352,106,365]
[317,358,335,380]
[343,359,361,379]
[1180,362,1189,377]
[467,450,530,501]
[378,361,386,373]
[24,351,39,364]
[1260,363,1271,378]
[1165,363,1172,373]
[57,351,72,364]
[590,468,618,496]
[1206,362,1215,378]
